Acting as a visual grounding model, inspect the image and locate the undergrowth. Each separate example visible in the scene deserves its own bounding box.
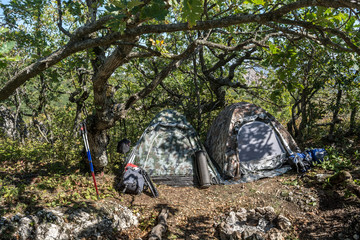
[316,146,354,172]
[0,137,121,216]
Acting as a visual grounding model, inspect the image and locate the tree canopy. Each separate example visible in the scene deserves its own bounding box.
[1,0,359,100]
[1,0,359,168]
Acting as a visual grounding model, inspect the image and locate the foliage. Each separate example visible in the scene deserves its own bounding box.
[354,179,360,186]
[0,136,120,215]
[316,146,353,172]
[282,179,299,187]
[0,27,18,68]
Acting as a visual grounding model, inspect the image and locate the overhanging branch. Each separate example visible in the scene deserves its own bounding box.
[1,0,359,101]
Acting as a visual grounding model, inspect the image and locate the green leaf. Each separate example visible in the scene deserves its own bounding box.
[110,0,143,10]
[105,13,127,31]
[182,0,203,26]
[346,16,356,31]
[268,43,280,54]
[0,41,16,55]
[0,27,9,34]
[127,0,143,9]
[251,0,265,5]
[105,4,122,12]
[141,0,168,21]
[353,64,359,71]
[333,12,347,22]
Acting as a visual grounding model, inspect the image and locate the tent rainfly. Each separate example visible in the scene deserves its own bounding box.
[125,110,221,187]
[205,102,300,183]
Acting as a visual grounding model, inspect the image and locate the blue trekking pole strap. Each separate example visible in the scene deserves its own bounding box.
[81,122,95,172]
[80,121,100,198]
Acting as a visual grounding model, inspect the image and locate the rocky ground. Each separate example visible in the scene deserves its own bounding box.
[117,168,360,240]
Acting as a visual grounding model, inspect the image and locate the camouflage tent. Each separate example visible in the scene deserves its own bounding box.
[205,102,300,183]
[126,110,221,186]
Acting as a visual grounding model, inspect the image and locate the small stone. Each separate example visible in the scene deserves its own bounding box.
[231,230,242,240]
[242,229,254,239]
[255,207,266,215]
[266,228,284,240]
[264,206,275,213]
[257,218,269,231]
[354,234,359,240]
[276,215,291,230]
[18,217,34,240]
[316,174,331,182]
[226,211,238,225]
[264,208,277,222]
[280,191,288,197]
[11,215,21,222]
[236,208,248,222]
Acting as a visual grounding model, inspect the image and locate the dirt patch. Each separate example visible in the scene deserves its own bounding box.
[116,170,360,239]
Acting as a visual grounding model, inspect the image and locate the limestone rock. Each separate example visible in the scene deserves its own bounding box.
[216,206,291,240]
[0,200,138,240]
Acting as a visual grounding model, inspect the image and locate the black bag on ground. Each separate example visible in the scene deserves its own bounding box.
[117,138,131,154]
[120,163,159,197]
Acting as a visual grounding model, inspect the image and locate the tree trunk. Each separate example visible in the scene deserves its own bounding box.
[288,99,301,139]
[329,87,343,137]
[297,89,309,141]
[348,105,358,134]
[193,53,202,132]
[87,125,109,170]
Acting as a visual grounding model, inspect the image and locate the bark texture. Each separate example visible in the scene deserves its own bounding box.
[148,208,169,240]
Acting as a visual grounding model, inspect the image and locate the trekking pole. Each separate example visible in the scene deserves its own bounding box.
[80,121,100,200]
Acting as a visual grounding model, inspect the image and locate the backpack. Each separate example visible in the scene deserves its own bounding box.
[120,163,159,197]
[121,163,145,195]
[288,148,327,173]
[117,138,131,154]
[306,148,327,164]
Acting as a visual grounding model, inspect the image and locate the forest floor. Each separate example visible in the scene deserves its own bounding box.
[115,167,360,240]
[1,163,360,240]
[1,136,360,239]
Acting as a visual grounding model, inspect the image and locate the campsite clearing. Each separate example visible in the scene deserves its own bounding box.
[118,168,360,239]
[1,158,359,239]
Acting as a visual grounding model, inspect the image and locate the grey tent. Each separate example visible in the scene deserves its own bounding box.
[205,102,300,183]
[126,110,221,186]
